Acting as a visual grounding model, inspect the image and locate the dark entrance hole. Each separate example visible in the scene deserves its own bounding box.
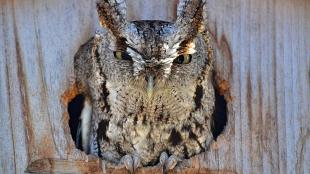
[68,94,85,150]
[211,87,228,141]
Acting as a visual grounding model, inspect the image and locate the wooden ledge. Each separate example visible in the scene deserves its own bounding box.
[26,158,235,174]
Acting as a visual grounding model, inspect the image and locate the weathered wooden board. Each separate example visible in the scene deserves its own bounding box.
[0,0,99,173]
[206,1,310,173]
[0,0,309,173]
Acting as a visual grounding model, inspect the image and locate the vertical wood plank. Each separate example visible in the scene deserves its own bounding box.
[0,1,29,173]
[1,0,100,173]
[126,0,178,21]
[207,0,310,173]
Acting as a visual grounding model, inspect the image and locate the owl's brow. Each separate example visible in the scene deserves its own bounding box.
[126,44,146,58]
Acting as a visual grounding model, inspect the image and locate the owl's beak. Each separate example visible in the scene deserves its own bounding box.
[146,75,154,99]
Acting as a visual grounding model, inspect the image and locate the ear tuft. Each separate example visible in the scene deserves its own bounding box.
[174,0,206,42]
[96,0,128,37]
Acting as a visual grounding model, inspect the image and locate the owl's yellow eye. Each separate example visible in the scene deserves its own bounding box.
[113,51,132,61]
[173,54,192,64]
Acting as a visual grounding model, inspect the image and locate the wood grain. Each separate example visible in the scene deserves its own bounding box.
[0,0,309,173]
[207,0,310,173]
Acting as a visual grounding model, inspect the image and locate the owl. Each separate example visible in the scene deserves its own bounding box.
[73,0,214,173]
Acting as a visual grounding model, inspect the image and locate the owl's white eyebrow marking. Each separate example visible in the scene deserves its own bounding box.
[177,41,197,55]
[126,44,146,58]
[184,42,197,54]
[126,47,145,64]
[165,43,179,58]
[160,57,175,64]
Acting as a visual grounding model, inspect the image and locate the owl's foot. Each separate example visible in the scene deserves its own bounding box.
[121,154,141,174]
[159,152,180,174]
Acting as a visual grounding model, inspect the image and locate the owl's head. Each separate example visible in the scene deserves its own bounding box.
[96,0,208,98]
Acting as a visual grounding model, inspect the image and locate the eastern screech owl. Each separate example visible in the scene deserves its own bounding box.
[74,0,214,173]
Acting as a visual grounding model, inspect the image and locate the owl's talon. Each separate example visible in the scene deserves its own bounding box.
[132,154,141,170]
[165,155,179,172]
[159,153,179,174]
[159,152,168,166]
[121,154,140,173]
[121,155,134,173]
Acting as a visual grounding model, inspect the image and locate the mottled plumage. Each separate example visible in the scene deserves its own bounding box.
[74,0,214,172]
